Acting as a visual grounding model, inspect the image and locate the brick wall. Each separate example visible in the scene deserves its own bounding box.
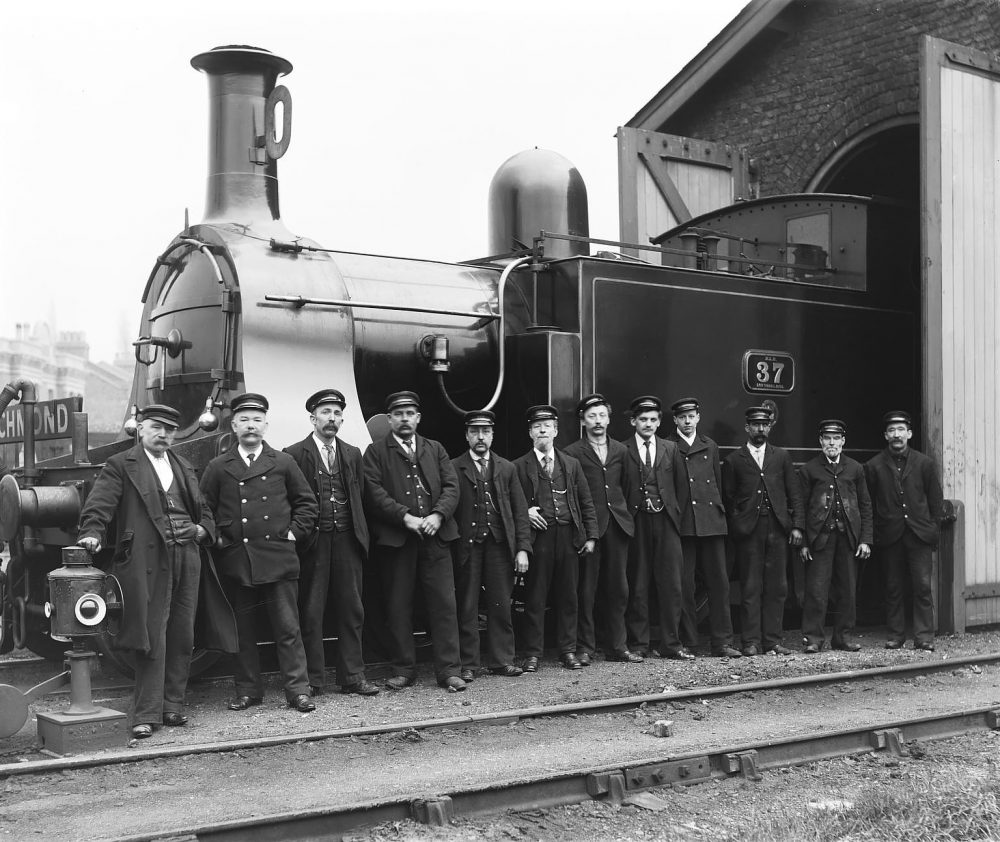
[660,0,1000,195]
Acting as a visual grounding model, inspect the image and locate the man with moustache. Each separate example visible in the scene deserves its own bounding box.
[200,393,318,712]
[798,419,873,653]
[283,389,378,697]
[451,410,531,681]
[622,395,690,660]
[864,411,944,652]
[564,394,642,665]
[362,391,466,692]
[722,407,805,656]
[78,404,235,739]
[667,398,740,658]
[513,405,598,672]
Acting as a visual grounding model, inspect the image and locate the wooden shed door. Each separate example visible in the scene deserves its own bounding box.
[616,126,750,257]
[922,36,1000,632]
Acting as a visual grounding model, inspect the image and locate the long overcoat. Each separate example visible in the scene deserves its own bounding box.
[512,449,599,550]
[666,432,728,537]
[77,443,237,655]
[451,450,532,564]
[283,434,370,555]
[722,444,805,539]
[362,433,460,546]
[199,442,318,585]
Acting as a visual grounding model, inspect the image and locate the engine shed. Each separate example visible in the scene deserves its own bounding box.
[618,0,1000,631]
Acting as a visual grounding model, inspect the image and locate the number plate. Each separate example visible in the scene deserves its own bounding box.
[742,350,795,394]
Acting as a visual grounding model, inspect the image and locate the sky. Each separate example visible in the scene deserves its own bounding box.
[1,0,748,365]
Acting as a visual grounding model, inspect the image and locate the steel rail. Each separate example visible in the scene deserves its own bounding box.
[107,702,1000,842]
[1,652,995,779]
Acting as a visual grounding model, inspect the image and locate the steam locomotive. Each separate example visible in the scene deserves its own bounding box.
[0,45,917,668]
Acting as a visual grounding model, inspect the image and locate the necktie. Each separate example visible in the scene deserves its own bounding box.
[324,444,335,472]
[247,452,256,465]
[543,455,552,478]
[643,440,652,469]
[404,439,416,464]
[475,457,485,475]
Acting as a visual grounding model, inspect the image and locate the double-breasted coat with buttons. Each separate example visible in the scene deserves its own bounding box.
[864,448,944,547]
[199,443,319,585]
[798,455,873,550]
[362,434,460,545]
[666,433,728,537]
[722,444,805,539]
[512,449,599,549]
[621,435,685,531]
[451,451,532,564]
[564,438,635,539]
[77,443,236,655]
[283,434,370,554]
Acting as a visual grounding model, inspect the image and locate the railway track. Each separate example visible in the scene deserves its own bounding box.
[110,702,1000,842]
[2,651,996,780]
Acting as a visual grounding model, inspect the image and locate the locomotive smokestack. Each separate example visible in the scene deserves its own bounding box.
[190,46,293,227]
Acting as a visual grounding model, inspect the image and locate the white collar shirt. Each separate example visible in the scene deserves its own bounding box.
[748,442,766,469]
[238,445,263,466]
[144,448,174,491]
[635,434,655,463]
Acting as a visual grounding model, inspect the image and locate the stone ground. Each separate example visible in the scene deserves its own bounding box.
[0,626,999,840]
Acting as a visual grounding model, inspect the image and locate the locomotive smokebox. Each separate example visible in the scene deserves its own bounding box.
[190,45,293,228]
[488,148,589,259]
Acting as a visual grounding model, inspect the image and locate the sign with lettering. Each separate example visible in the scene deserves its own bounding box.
[742,350,795,394]
[0,397,82,443]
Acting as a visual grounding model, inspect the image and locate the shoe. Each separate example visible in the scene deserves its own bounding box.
[559,653,582,670]
[714,646,742,658]
[765,644,792,656]
[228,695,264,711]
[803,643,820,654]
[915,641,936,652]
[490,664,523,677]
[460,669,476,683]
[665,648,695,661]
[576,652,592,666]
[162,712,188,727]
[440,676,467,692]
[884,640,904,650]
[289,694,316,712]
[131,724,154,739]
[608,650,644,663]
[385,675,415,691]
[340,680,380,696]
[832,639,861,652]
[309,685,325,697]
[742,645,759,657]
[522,657,539,673]
[632,648,649,658]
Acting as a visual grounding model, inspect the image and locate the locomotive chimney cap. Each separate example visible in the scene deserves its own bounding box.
[191,45,292,76]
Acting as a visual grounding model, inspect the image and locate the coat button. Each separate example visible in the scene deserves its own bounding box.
[263,515,269,520]
[261,476,267,480]
[241,499,247,504]
[239,482,245,487]
[262,496,267,501]
[265,535,270,540]
[242,518,248,523]
[243,538,249,543]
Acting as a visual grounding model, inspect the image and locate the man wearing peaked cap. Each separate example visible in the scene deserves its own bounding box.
[451,410,532,681]
[722,407,805,657]
[362,390,467,692]
[621,394,690,660]
[78,404,236,738]
[283,388,378,697]
[200,392,319,713]
[513,404,598,672]
[667,397,741,658]
[565,395,642,665]
[864,411,945,652]
[797,417,873,653]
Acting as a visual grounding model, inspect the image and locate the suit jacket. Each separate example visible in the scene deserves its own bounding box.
[283,434,370,555]
[666,432,728,537]
[722,443,805,539]
[78,443,236,654]
[362,433,459,546]
[513,448,599,550]
[864,447,944,547]
[798,454,874,550]
[199,442,318,585]
[564,437,634,538]
[451,451,532,564]
[621,435,685,534]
